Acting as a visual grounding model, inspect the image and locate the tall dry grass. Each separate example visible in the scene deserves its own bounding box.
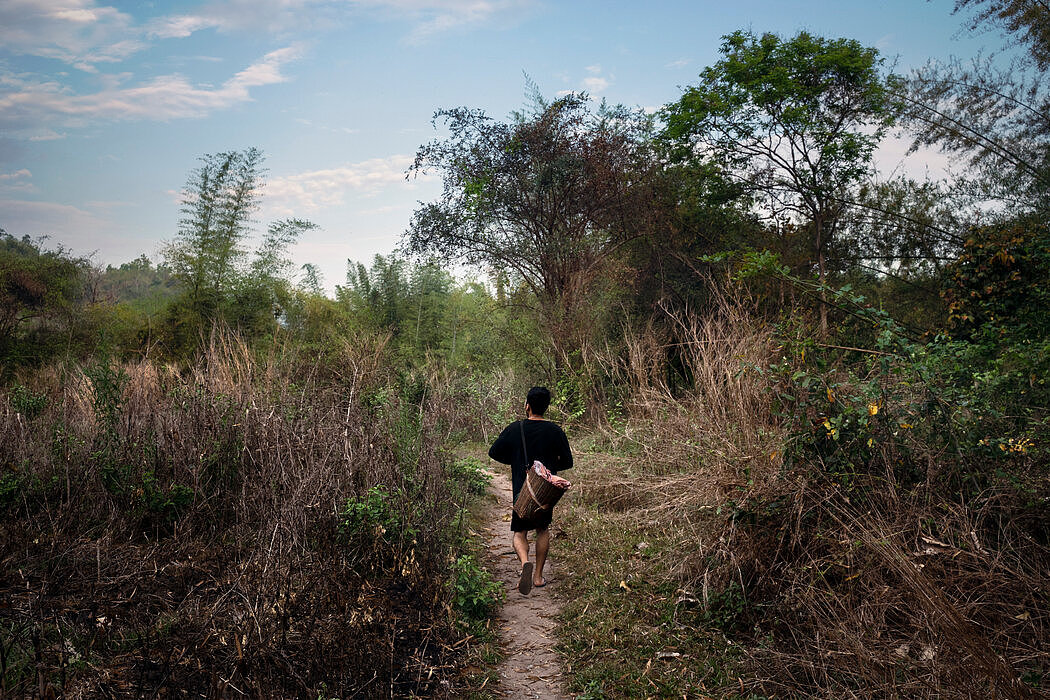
[0,328,475,698]
[579,291,1049,698]
[587,292,783,489]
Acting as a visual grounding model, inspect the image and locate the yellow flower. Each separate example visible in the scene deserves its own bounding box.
[1007,437,1033,454]
[867,438,874,448]
[826,388,834,403]
[823,418,832,430]
[868,402,879,416]
[900,423,913,430]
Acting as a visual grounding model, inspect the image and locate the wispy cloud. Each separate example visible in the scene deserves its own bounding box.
[665,58,689,69]
[0,168,32,182]
[0,46,304,138]
[149,0,531,42]
[582,76,609,93]
[2,0,530,75]
[0,197,105,243]
[349,0,534,43]
[0,0,142,70]
[565,64,611,95]
[265,155,421,213]
[0,168,35,193]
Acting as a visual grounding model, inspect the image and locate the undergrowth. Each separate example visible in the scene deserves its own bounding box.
[555,289,1049,699]
[555,451,752,698]
[0,330,502,698]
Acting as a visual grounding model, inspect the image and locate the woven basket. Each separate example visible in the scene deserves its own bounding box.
[513,467,569,520]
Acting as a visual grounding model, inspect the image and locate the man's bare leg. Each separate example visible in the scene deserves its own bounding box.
[534,527,550,585]
[513,530,530,566]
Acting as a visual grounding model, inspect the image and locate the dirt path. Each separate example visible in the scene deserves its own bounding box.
[480,465,570,699]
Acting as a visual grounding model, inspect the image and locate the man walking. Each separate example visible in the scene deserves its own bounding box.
[488,386,573,594]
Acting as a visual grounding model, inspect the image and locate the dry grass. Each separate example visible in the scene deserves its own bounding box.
[563,292,1050,698]
[0,329,484,698]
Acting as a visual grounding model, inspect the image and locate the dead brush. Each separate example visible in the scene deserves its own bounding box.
[576,294,789,583]
[0,327,475,698]
[678,335,1050,699]
[579,289,1049,698]
[422,362,522,445]
[712,472,1050,699]
[591,292,784,484]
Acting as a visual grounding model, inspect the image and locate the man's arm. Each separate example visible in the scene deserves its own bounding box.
[558,428,573,471]
[488,423,516,464]
[545,424,573,472]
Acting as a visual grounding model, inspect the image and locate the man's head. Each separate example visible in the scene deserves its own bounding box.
[526,386,551,416]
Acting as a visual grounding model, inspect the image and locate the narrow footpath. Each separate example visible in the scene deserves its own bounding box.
[480,465,570,699]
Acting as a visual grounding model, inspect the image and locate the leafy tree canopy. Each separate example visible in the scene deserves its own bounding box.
[661,30,896,217]
[0,230,91,371]
[406,94,665,312]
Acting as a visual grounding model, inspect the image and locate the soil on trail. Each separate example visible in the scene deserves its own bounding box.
[480,465,570,699]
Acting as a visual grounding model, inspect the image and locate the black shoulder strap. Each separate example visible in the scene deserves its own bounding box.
[519,420,529,466]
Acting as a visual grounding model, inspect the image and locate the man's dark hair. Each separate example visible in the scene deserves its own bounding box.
[526,386,551,416]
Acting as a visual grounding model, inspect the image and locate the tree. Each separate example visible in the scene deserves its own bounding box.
[165,148,264,310]
[160,149,316,355]
[299,263,324,296]
[406,94,666,367]
[902,3,1049,213]
[836,177,965,275]
[0,230,90,371]
[954,0,1050,70]
[661,30,897,330]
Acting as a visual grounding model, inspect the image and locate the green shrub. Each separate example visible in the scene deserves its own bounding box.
[449,553,503,633]
[9,384,47,419]
[0,471,24,510]
[140,470,194,524]
[340,485,417,544]
[445,457,490,497]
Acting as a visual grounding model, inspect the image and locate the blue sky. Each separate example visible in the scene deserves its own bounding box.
[1,0,992,290]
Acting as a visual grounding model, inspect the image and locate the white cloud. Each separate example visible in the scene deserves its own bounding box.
[0,0,142,70]
[582,76,610,93]
[0,46,304,137]
[148,0,532,43]
[665,58,689,69]
[148,14,216,39]
[28,129,67,141]
[0,168,35,194]
[1,0,530,76]
[585,64,601,74]
[265,155,420,213]
[0,169,32,182]
[364,0,534,41]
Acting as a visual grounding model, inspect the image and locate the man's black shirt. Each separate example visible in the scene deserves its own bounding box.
[488,419,573,502]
